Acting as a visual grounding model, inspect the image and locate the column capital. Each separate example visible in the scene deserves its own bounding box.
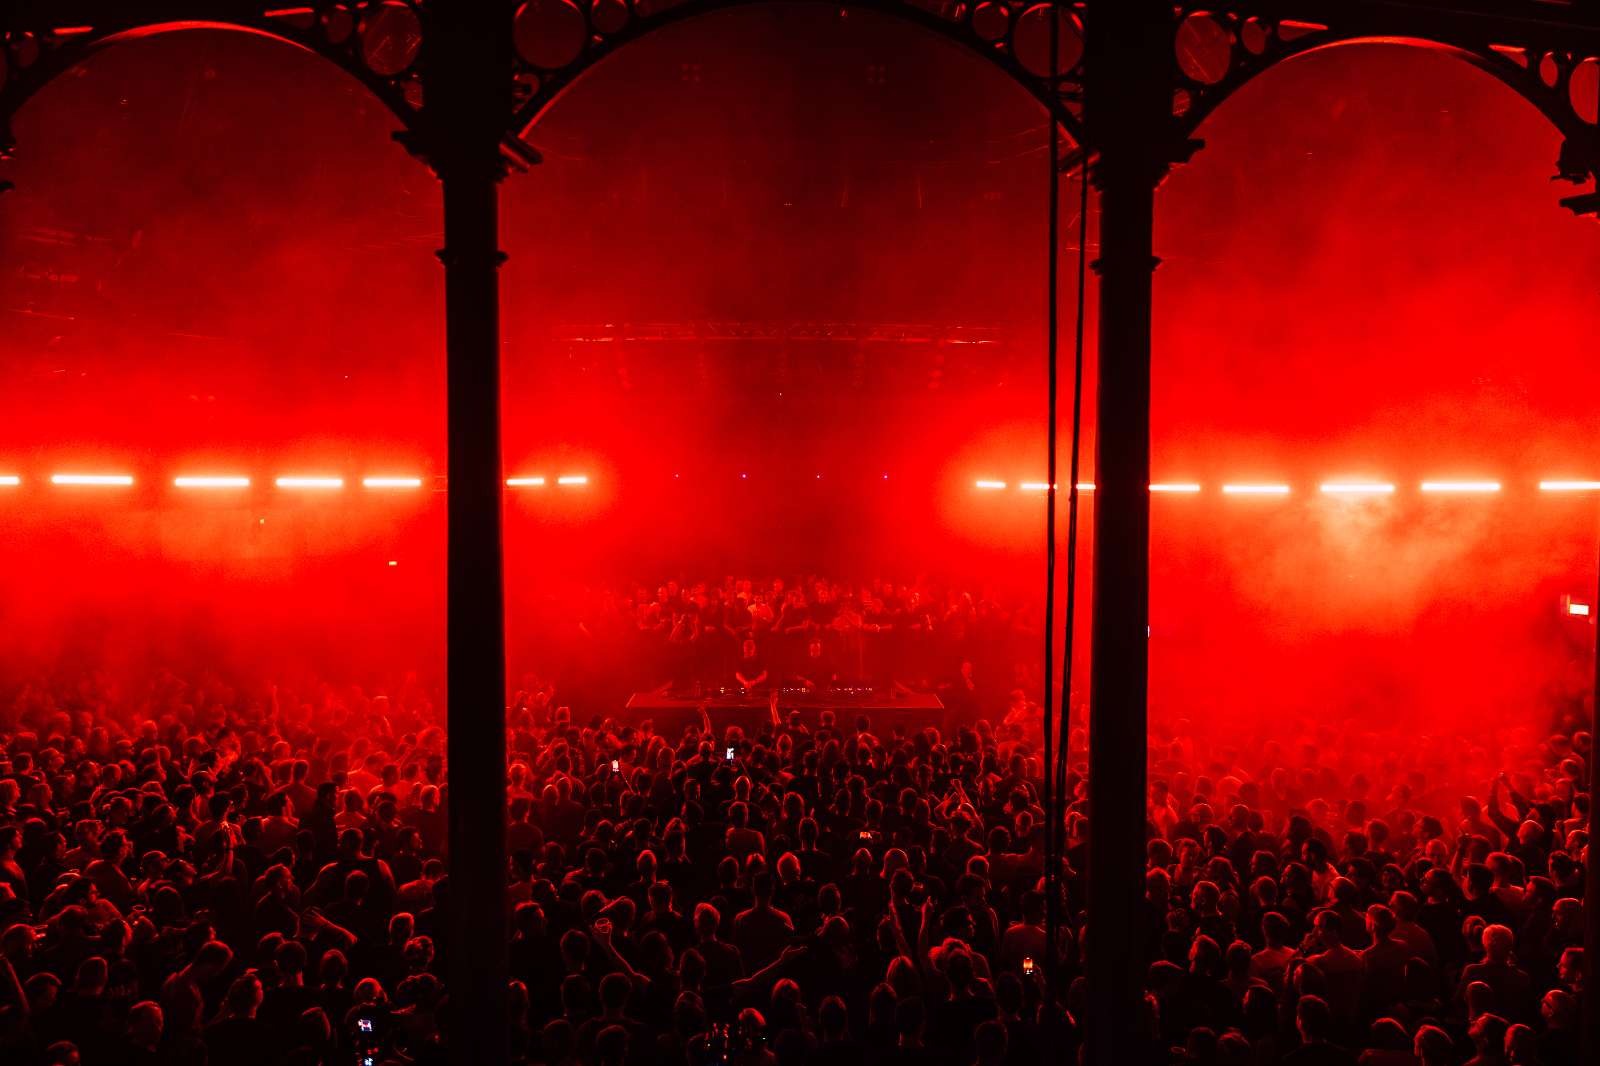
[1086,134,1205,193]
[1,114,16,193]
[394,126,517,186]
[1556,133,1600,218]
[1089,254,1161,276]
[436,246,508,270]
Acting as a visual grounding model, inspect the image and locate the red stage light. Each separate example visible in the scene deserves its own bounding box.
[1420,481,1500,493]
[1320,482,1395,495]
[174,476,250,488]
[275,477,344,489]
[1222,484,1290,496]
[52,474,134,486]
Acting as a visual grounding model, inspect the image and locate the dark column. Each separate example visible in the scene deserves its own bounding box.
[1588,573,1600,1063]
[421,6,513,1066]
[1082,4,1171,1064]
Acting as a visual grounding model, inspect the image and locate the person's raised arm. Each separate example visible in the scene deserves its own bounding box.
[731,944,806,998]
[0,951,25,1016]
[303,908,357,950]
[914,896,938,974]
[591,921,648,989]
[1501,773,1533,819]
[883,912,912,962]
[1449,833,1470,878]
[1485,776,1519,841]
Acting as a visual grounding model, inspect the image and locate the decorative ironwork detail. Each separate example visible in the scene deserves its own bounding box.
[0,2,426,161]
[9,2,1600,202]
[1166,7,1600,193]
[505,0,1088,149]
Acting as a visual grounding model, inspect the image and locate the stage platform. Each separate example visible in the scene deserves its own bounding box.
[623,687,946,733]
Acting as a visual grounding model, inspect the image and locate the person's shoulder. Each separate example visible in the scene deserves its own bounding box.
[1284,1044,1358,1066]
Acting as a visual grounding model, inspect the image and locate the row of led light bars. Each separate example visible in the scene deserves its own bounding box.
[0,474,588,489]
[975,479,1600,494]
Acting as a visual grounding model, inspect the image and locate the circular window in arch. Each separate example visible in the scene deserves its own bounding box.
[515,0,591,71]
[1012,5,1084,79]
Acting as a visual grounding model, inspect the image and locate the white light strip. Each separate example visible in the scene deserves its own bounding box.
[174,476,250,488]
[0,476,18,487]
[1540,481,1600,492]
[1570,603,1592,617]
[1222,484,1291,495]
[275,477,344,489]
[1019,482,1056,492]
[557,475,589,485]
[1320,482,1395,495]
[975,480,1007,490]
[506,477,546,487]
[52,474,134,486]
[1420,481,1500,493]
[362,477,422,489]
[1150,483,1201,493]
[1076,482,1095,492]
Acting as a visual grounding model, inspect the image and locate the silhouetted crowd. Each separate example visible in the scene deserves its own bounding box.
[0,658,1591,1066]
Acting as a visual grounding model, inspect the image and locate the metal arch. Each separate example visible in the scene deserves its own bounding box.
[1172,17,1597,150]
[0,12,421,155]
[508,0,1086,151]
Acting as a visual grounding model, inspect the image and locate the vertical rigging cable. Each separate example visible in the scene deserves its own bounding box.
[1043,5,1093,1009]
[1041,0,1063,1007]
[1056,149,1090,888]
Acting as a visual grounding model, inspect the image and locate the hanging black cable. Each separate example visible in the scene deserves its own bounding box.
[1040,0,1063,1008]
[1056,160,1090,834]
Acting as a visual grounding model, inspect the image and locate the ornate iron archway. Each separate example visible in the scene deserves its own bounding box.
[0,5,429,158]
[1177,11,1599,139]
[4,5,1600,1066]
[502,0,1087,146]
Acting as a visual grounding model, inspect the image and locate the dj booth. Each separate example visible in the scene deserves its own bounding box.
[624,684,946,734]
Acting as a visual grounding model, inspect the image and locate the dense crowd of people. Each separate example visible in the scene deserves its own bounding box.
[0,582,1592,1064]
